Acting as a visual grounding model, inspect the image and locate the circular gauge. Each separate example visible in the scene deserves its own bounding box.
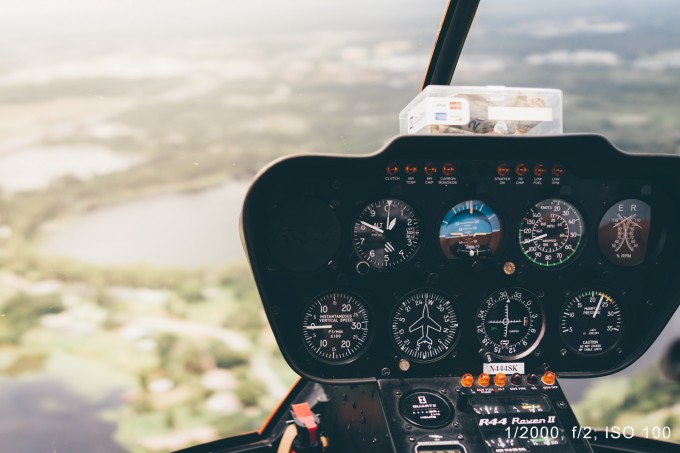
[560,289,623,356]
[439,200,502,259]
[476,288,545,360]
[353,199,420,269]
[519,199,584,267]
[301,292,371,363]
[598,199,651,267]
[391,290,460,362]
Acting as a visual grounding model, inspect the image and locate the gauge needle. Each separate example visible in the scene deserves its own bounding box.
[613,214,641,229]
[593,295,604,318]
[305,325,333,330]
[360,221,384,233]
[386,200,392,230]
[522,234,548,244]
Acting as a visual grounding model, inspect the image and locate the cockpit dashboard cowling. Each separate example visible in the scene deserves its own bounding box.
[241,134,678,383]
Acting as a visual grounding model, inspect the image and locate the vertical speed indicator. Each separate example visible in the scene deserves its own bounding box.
[301,292,371,364]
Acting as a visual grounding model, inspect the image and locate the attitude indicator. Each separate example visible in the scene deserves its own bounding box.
[439,200,503,259]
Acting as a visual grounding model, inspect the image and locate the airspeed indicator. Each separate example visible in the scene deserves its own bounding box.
[519,198,584,268]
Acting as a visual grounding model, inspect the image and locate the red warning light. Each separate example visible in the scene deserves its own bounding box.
[497,164,511,177]
[442,163,456,176]
[551,164,566,177]
[424,163,438,176]
[404,163,418,175]
[386,162,399,176]
[533,164,547,177]
[515,163,528,177]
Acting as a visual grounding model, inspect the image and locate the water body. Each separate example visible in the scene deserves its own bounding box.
[42,182,250,268]
[0,145,137,193]
[0,377,126,452]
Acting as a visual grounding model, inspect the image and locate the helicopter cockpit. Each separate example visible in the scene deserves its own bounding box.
[3,1,679,453]
[178,2,680,453]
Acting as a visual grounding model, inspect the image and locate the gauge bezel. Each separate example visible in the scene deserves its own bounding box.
[300,290,373,365]
[437,199,504,261]
[559,287,625,357]
[475,287,546,360]
[389,288,462,363]
[352,198,422,271]
[517,197,586,269]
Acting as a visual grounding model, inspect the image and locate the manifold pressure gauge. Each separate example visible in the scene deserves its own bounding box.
[301,292,371,363]
[391,290,460,362]
[560,289,623,355]
[353,199,421,269]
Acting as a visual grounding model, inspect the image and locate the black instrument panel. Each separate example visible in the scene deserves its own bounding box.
[241,134,679,383]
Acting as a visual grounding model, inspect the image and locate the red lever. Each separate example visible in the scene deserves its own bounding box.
[291,403,319,446]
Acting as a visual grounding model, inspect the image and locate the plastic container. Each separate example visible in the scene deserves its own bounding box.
[399,85,563,136]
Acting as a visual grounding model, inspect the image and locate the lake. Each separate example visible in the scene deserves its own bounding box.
[0,145,138,193]
[42,182,250,268]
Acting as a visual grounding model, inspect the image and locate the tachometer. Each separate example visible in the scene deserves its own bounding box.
[560,289,623,356]
[301,292,371,363]
[476,288,544,360]
[439,200,502,259]
[519,198,584,267]
[598,199,651,267]
[391,289,460,362]
[353,199,420,269]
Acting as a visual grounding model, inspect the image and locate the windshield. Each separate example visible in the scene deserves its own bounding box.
[455,0,680,155]
[0,1,446,452]
[456,0,680,442]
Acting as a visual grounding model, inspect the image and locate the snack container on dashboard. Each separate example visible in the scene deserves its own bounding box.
[399,85,563,136]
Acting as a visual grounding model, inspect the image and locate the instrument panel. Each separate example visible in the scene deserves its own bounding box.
[241,134,679,383]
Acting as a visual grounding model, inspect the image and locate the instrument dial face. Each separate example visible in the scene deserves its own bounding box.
[598,199,651,267]
[476,288,545,360]
[353,199,420,269]
[391,290,460,362]
[519,199,584,267]
[560,289,623,356]
[301,292,370,363]
[439,200,503,259]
